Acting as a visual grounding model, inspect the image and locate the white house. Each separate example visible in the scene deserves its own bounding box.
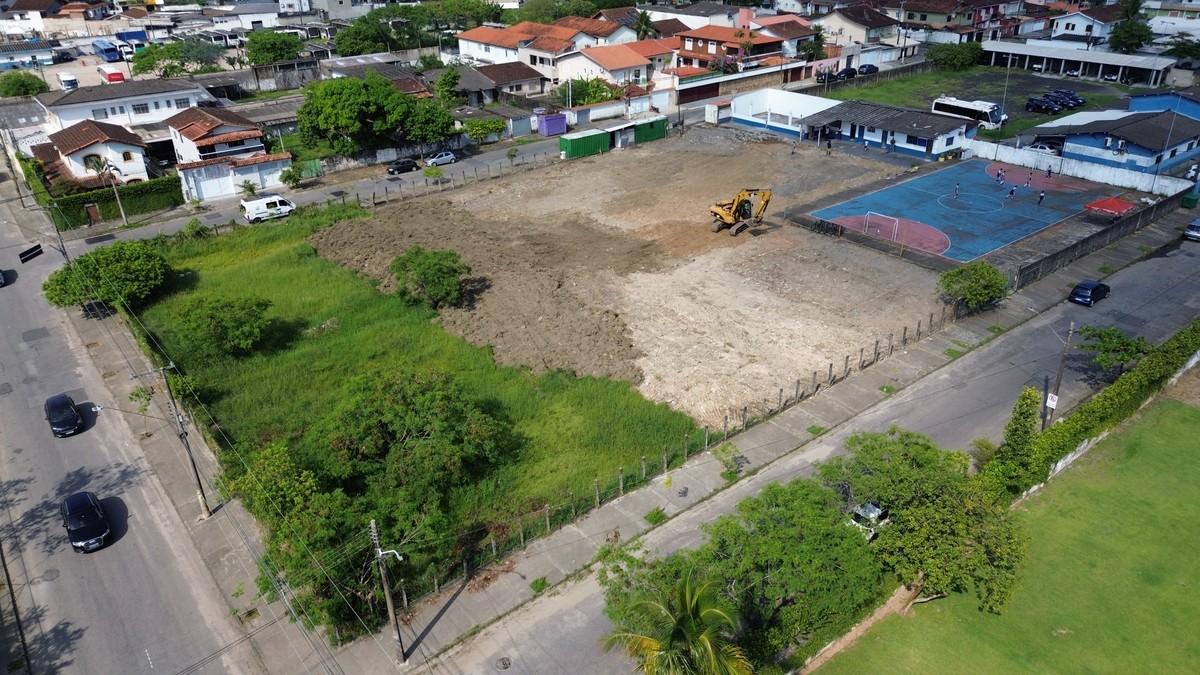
[165,105,291,202]
[0,0,55,38]
[557,44,651,86]
[209,3,282,31]
[36,79,215,132]
[33,119,149,188]
[456,16,636,81]
[1048,5,1125,48]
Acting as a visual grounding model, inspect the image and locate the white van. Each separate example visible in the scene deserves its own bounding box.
[57,72,78,91]
[240,194,296,223]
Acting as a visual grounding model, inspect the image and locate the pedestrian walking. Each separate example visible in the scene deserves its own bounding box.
[890,137,896,154]
[954,182,960,199]
[1046,165,1053,178]
[995,169,1002,183]
[1007,186,1016,200]
[1024,171,1033,188]
[1000,168,1006,183]
[826,139,832,156]
[1038,190,1045,205]
[791,140,797,155]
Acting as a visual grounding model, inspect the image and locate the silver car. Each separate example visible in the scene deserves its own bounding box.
[426,151,457,167]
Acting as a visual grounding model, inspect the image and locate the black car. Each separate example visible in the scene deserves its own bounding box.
[815,70,837,83]
[44,393,82,437]
[1025,97,1063,114]
[835,67,857,80]
[1042,92,1079,109]
[1068,280,1111,307]
[387,158,419,175]
[61,492,110,553]
[1053,89,1086,105]
[857,64,879,75]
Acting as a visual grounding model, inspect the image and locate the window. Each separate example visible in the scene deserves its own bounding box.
[118,105,125,114]
[92,108,109,120]
[530,55,537,65]
[132,103,150,115]
[110,107,117,115]
[153,101,160,110]
[226,139,245,148]
[685,38,693,50]
[708,42,716,54]
[122,151,133,161]
[83,153,102,168]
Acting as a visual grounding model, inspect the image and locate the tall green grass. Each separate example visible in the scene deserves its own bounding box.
[140,204,701,521]
[817,397,1200,674]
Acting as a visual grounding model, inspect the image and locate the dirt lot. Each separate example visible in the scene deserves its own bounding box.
[310,126,942,425]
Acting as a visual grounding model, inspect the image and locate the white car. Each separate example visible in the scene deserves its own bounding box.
[426,151,457,167]
[1027,142,1060,155]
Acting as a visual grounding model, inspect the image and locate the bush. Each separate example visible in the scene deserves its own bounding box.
[644,506,668,526]
[389,245,470,309]
[938,260,1008,312]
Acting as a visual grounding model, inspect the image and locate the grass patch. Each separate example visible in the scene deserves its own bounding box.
[944,348,964,359]
[644,506,668,526]
[266,133,337,162]
[807,425,827,436]
[880,384,896,395]
[987,325,1005,335]
[138,203,701,525]
[1137,245,1154,255]
[819,397,1200,674]
[530,577,548,594]
[951,338,972,349]
[1098,264,1116,275]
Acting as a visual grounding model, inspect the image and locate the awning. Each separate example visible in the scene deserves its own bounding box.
[1084,196,1135,217]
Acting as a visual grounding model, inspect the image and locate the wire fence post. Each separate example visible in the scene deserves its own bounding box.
[795,378,801,403]
[570,491,576,519]
[723,415,729,440]
[641,455,647,479]
[741,406,748,431]
[618,466,624,496]
[703,425,709,450]
[930,312,934,334]
[902,326,908,347]
[662,446,668,472]
[917,319,923,340]
[874,339,880,364]
[828,362,834,384]
[544,505,551,533]
[812,370,818,393]
[400,580,408,610]
[594,479,600,508]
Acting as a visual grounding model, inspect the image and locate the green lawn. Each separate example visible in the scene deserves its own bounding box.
[818,396,1200,674]
[265,133,337,162]
[140,204,701,520]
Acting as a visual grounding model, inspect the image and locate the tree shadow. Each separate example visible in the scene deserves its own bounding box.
[456,276,492,311]
[8,463,146,558]
[18,602,86,674]
[80,301,113,320]
[255,317,310,355]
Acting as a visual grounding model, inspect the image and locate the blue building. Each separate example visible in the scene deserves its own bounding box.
[0,40,56,71]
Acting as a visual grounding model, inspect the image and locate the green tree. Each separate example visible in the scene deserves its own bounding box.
[1164,33,1200,60]
[938,260,1008,312]
[818,427,1028,613]
[402,98,456,152]
[518,0,596,23]
[246,31,304,66]
[434,68,461,104]
[463,118,506,144]
[1109,0,1153,54]
[390,245,471,308]
[174,295,272,361]
[42,240,171,308]
[925,42,983,70]
[632,10,657,40]
[333,16,395,56]
[604,568,752,675]
[278,164,305,189]
[297,71,413,155]
[132,40,222,77]
[984,387,1045,496]
[556,77,617,107]
[1076,325,1152,372]
[435,0,499,28]
[797,32,827,62]
[0,71,49,97]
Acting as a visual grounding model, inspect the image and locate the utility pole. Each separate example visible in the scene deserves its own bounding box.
[1044,321,1074,431]
[136,363,211,518]
[371,520,407,666]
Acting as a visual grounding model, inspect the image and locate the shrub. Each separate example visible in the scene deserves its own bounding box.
[46,175,184,230]
[389,245,470,309]
[644,506,668,526]
[530,576,548,594]
[938,260,1008,312]
[278,164,305,189]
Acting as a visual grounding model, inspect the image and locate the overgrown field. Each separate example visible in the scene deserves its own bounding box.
[817,395,1200,674]
[140,204,700,522]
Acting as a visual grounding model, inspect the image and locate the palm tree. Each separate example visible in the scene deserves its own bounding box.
[604,568,752,675]
[633,11,657,41]
[84,155,128,226]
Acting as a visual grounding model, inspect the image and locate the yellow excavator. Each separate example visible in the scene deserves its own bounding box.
[709,188,772,236]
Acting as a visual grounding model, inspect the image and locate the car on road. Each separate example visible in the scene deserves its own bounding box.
[835,67,857,80]
[240,194,296,223]
[857,64,879,75]
[387,158,419,175]
[61,492,110,553]
[1183,218,1200,242]
[1025,97,1063,114]
[1069,280,1111,307]
[44,393,82,437]
[425,151,457,167]
[1027,142,1061,155]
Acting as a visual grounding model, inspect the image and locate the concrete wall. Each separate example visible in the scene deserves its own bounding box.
[965,139,1194,195]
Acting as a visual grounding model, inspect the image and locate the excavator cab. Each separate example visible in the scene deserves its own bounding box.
[710,188,772,236]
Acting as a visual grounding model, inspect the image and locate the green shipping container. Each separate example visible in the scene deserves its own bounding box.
[559,129,610,159]
[634,116,668,144]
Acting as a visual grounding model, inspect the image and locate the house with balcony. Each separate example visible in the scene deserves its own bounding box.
[624,38,678,90]
[165,106,292,202]
[457,17,635,82]
[556,44,651,87]
[30,119,148,190]
[751,15,819,59]
[816,5,902,46]
[674,25,784,71]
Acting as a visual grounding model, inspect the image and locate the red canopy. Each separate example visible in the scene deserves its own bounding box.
[1085,196,1135,217]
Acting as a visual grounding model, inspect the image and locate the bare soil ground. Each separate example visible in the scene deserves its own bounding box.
[310,126,941,425]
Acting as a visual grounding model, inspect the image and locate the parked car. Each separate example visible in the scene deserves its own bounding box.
[815,70,837,83]
[1183,218,1200,242]
[61,492,110,553]
[857,64,879,75]
[240,194,296,223]
[1053,89,1086,105]
[387,158,419,175]
[44,393,82,437]
[1027,142,1060,155]
[1031,62,1045,71]
[1025,97,1063,114]
[835,67,857,80]
[1064,68,1081,77]
[1042,92,1079,109]
[425,151,457,167]
[1068,280,1111,307]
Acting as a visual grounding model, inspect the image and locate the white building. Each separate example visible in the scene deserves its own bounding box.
[36,79,214,132]
[209,3,283,31]
[32,119,149,188]
[165,106,291,202]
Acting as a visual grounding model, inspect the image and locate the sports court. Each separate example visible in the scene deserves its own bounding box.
[810,158,1125,262]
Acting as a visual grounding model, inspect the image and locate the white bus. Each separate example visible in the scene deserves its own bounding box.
[930,97,1008,130]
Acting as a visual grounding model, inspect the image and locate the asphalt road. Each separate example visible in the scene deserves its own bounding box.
[426,240,1200,673]
[0,185,257,673]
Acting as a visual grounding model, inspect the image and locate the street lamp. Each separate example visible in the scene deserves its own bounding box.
[898,3,907,63]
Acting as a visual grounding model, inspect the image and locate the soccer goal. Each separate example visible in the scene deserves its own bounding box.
[865,211,899,242]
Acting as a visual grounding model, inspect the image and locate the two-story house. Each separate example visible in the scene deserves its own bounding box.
[36,80,215,132]
[165,106,292,202]
[751,15,819,59]
[1050,4,1125,48]
[474,62,546,97]
[0,0,60,39]
[31,119,148,189]
[814,6,902,56]
[674,25,785,71]
[457,17,636,82]
[556,44,652,87]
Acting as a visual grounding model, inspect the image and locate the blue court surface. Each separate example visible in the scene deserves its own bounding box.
[810,159,1123,262]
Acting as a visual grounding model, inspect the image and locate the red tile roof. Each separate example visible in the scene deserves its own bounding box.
[47,119,145,156]
[552,15,624,38]
[177,151,291,171]
[195,129,263,147]
[526,35,576,54]
[624,38,676,58]
[580,44,649,71]
[456,26,528,50]
[165,106,257,141]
